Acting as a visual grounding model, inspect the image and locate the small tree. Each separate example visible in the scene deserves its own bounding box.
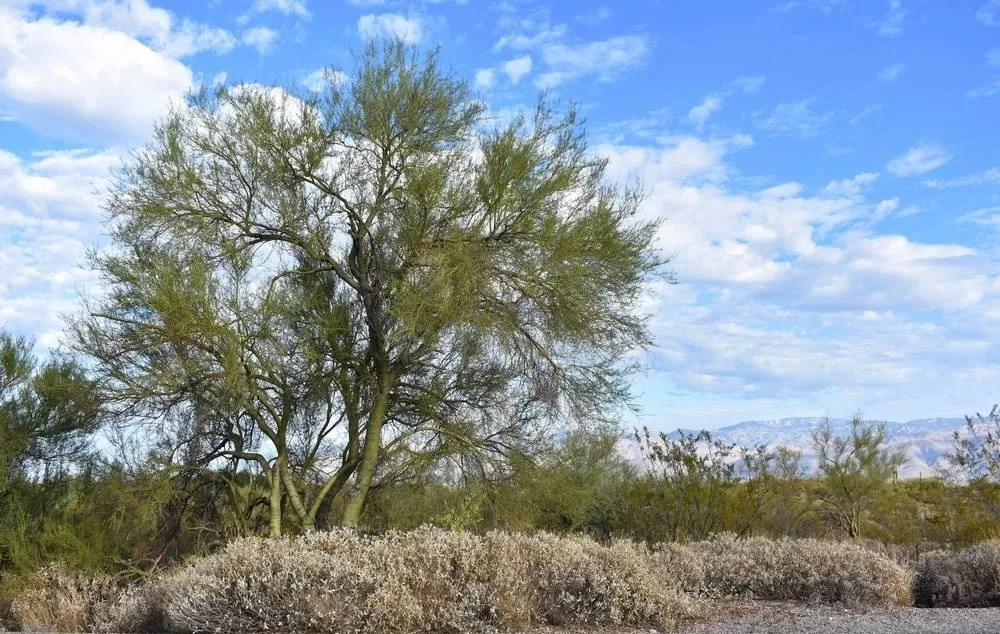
[811,414,905,539]
[636,427,738,541]
[0,330,102,493]
[949,404,1000,518]
[71,40,668,535]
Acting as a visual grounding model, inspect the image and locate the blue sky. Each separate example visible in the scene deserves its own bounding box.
[0,0,998,429]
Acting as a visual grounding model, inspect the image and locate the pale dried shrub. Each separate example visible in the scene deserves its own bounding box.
[651,542,705,593]
[108,527,696,634]
[10,564,117,632]
[92,582,167,633]
[914,541,1000,607]
[520,533,692,627]
[693,533,911,606]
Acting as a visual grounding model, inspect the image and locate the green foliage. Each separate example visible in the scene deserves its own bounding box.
[811,414,906,538]
[70,39,668,534]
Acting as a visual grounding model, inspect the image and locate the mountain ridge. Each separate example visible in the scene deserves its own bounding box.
[626,416,971,479]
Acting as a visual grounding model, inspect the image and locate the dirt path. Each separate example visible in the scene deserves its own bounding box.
[674,601,1000,634]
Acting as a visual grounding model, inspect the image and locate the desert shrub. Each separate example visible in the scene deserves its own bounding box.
[99,527,695,634]
[9,564,118,632]
[651,542,705,593]
[693,533,911,606]
[914,541,1000,607]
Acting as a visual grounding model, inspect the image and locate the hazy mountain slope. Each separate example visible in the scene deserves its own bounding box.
[625,416,969,479]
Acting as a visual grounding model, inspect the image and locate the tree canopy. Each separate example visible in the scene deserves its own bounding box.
[70,41,668,534]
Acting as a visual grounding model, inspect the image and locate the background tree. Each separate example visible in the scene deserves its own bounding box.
[811,414,906,539]
[949,404,1000,519]
[635,428,738,541]
[0,331,102,496]
[70,40,668,534]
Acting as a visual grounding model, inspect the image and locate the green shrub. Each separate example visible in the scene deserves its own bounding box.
[914,541,1000,607]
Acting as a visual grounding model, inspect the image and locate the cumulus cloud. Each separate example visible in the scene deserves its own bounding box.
[474,68,496,89]
[14,0,237,59]
[0,147,120,348]
[886,143,953,177]
[501,55,533,84]
[242,26,278,54]
[591,124,999,423]
[357,13,422,44]
[302,68,347,93]
[0,8,193,144]
[685,96,723,128]
[534,35,648,87]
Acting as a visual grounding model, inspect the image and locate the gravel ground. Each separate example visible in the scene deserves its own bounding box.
[674,601,1000,634]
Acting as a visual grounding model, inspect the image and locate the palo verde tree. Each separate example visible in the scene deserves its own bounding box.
[949,404,1000,518]
[70,41,667,535]
[0,330,102,494]
[811,414,906,539]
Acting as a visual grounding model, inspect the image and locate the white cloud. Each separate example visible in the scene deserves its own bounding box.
[968,77,1000,98]
[248,0,309,17]
[0,147,121,348]
[357,13,422,44]
[534,35,648,87]
[977,0,1000,26]
[823,172,879,197]
[211,71,227,88]
[923,167,1000,189]
[493,25,568,51]
[872,197,900,223]
[685,96,723,128]
[589,127,1000,419]
[960,206,1000,235]
[878,63,905,82]
[849,103,883,126]
[302,68,347,93]
[501,55,533,84]
[875,0,906,36]
[0,8,193,144]
[474,68,496,90]
[242,26,278,54]
[755,98,832,138]
[733,75,767,94]
[772,0,846,14]
[20,0,237,59]
[886,143,953,177]
[988,48,1000,66]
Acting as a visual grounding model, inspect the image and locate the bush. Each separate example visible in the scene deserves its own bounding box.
[693,533,911,606]
[651,542,705,594]
[914,541,1000,607]
[9,564,118,632]
[98,527,696,633]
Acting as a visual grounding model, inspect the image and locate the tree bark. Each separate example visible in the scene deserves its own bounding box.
[341,379,390,528]
[268,457,283,537]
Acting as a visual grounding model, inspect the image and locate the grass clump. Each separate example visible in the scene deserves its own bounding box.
[914,540,1000,607]
[693,533,912,606]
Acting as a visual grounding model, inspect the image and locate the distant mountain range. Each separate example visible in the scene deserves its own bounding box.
[621,416,972,479]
